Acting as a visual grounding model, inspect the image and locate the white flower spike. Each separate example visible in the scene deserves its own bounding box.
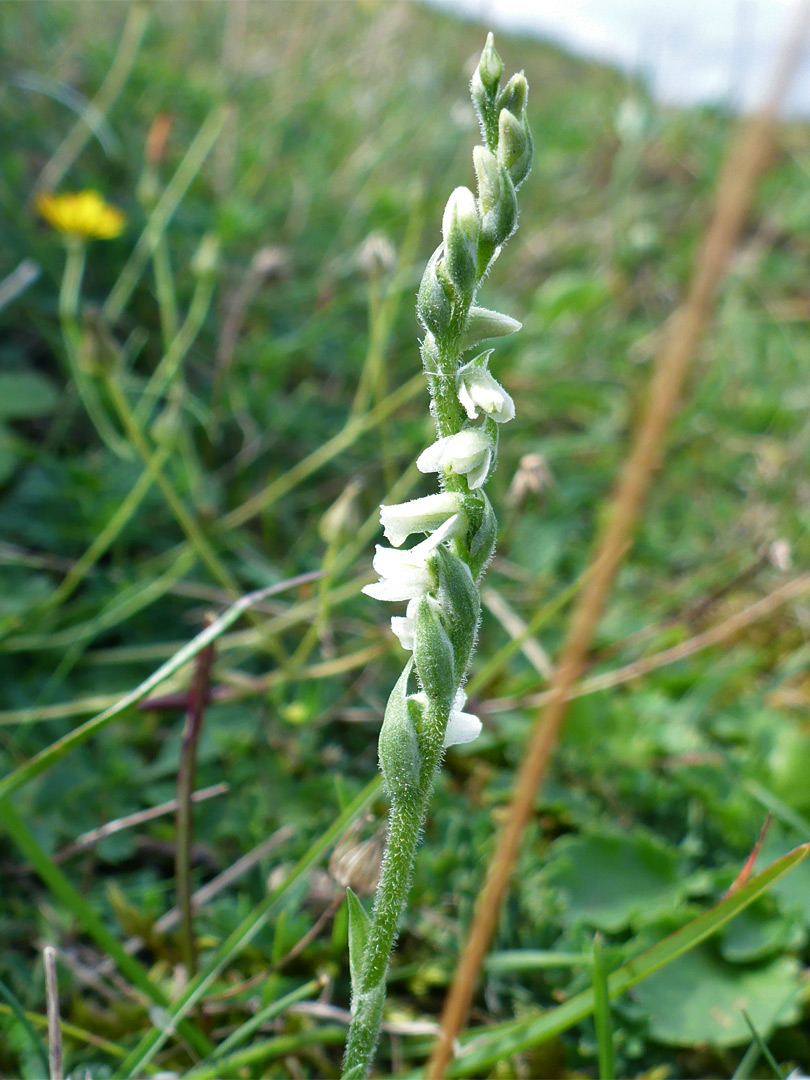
[363,514,461,603]
[380,491,466,548]
[416,428,493,489]
[457,364,515,423]
[345,36,531,1077]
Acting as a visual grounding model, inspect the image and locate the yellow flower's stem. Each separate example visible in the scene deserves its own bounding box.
[57,239,130,457]
[133,272,216,428]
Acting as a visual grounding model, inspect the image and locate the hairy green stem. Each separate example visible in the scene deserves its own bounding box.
[343,713,446,1077]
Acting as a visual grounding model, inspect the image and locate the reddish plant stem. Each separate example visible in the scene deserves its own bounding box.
[176,614,216,982]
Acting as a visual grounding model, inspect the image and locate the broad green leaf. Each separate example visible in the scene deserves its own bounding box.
[442,844,809,1077]
[541,828,685,931]
[632,947,801,1047]
[719,900,805,963]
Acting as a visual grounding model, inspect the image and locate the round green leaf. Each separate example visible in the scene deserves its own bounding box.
[0,371,58,419]
[632,946,801,1047]
[542,829,686,932]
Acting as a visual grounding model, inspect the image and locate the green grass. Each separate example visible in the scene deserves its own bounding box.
[1,1,810,1076]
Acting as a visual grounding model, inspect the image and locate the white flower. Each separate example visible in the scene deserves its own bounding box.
[457,365,514,423]
[409,688,482,747]
[362,546,432,604]
[391,597,419,650]
[444,689,482,747]
[363,514,459,603]
[380,492,465,548]
[442,186,479,251]
[416,429,493,489]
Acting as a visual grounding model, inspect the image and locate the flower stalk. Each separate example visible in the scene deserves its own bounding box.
[342,34,532,1078]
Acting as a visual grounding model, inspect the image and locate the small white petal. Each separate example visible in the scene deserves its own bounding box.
[363,576,425,602]
[416,430,492,487]
[380,492,463,547]
[458,379,479,420]
[390,598,420,651]
[457,367,515,423]
[415,438,451,475]
[443,708,482,747]
[390,615,415,650]
[363,545,432,602]
[411,511,465,553]
[444,688,482,746]
[466,447,492,489]
[445,429,490,471]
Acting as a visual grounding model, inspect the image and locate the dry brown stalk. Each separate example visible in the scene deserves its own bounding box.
[43,946,62,1080]
[426,6,810,1075]
[480,569,810,715]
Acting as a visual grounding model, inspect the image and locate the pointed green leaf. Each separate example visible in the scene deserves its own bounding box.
[347,888,372,1001]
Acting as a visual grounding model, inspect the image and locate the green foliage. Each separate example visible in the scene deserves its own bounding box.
[632,947,801,1048]
[541,829,687,932]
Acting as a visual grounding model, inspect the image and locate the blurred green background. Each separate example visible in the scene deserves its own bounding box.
[1,1,810,1076]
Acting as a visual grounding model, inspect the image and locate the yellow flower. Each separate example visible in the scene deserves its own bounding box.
[35,190,127,240]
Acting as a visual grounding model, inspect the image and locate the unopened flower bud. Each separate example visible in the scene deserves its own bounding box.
[497,109,532,189]
[496,72,528,119]
[441,186,479,298]
[413,596,456,713]
[417,247,452,335]
[378,663,422,794]
[473,146,500,216]
[477,33,503,94]
[471,34,503,151]
[191,234,219,277]
[473,145,517,252]
[460,305,522,351]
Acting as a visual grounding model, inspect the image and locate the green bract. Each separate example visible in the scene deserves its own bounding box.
[342,33,532,1078]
